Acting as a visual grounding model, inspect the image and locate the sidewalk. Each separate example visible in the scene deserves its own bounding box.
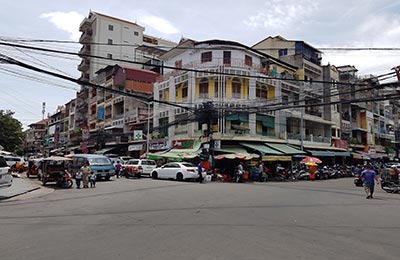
[0,175,52,201]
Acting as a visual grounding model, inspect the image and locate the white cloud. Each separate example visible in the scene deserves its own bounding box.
[140,15,180,35]
[40,11,84,41]
[244,0,318,29]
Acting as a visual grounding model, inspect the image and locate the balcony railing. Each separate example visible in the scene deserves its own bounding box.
[287,133,331,143]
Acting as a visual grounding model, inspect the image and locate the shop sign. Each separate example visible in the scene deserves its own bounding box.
[173,139,193,149]
[81,126,89,140]
[128,144,143,151]
[134,130,143,140]
[333,139,349,150]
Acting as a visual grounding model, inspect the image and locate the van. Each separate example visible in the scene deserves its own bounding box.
[71,154,115,180]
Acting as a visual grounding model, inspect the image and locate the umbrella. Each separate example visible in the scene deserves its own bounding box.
[305,162,318,167]
[300,156,322,164]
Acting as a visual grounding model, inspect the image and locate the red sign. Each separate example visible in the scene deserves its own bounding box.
[334,139,349,150]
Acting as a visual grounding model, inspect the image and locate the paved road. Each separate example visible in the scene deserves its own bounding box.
[0,177,399,260]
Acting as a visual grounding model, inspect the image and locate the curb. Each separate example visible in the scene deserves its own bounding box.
[0,187,41,201]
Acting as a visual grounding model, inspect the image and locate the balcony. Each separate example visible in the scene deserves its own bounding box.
[79,29,93,43]
[78,45,91,58]
[113,96,124,104]
[77,60,90,72]
[287,133,331,144]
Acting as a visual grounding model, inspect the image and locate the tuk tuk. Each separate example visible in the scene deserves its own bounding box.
[27,158,42,178]
[40,156,73,188]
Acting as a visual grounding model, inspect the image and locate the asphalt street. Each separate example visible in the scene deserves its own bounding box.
[0,177,399,260]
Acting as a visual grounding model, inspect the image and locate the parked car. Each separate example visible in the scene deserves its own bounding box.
[0,156,13,189]
[151,162,205,181]
[123,159,157,178]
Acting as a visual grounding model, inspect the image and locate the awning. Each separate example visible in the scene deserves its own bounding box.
[352,151,371,160]
[94,148,116,155]
[307,150,335,157]
[214,146,260,160]
[256,114,275,128]
[262,155,292,161]
[240,142,283,155]
[265,143,306,155]
[215,153,259,160]
[226,113,249,122]
[351,153,363,160]
[147,149,200,161]
[334,151,350,157]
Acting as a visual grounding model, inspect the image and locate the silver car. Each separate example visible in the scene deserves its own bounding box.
[151,162,205,181]
[0,156,12,189]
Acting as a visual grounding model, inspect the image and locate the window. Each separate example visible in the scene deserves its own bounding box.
[245,55,252,67]
[107,53,113,59]
[182,86,188,98]
[134,31,139,36]
[214,80,220,98]
[279,49,288,56]
[201,52,212,63]
[108,24,114,31]
[256,83,268,99]
[232,77,241,98]
[107,39,113,45]
[282,96,289,105]
[223,51,231,65]
[199,78,209,98]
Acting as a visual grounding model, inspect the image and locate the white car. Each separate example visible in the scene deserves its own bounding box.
[123,159,157,178]
[0,156,13,189]
[151,162,205,181]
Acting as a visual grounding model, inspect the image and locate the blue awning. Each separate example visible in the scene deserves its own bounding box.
[307,150,335,157]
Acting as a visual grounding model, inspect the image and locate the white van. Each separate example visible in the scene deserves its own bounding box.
[0,156,13,189]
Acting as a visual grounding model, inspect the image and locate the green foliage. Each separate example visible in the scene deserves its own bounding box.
[0,110,25,154]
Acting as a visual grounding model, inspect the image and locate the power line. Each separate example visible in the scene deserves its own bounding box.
[0,40,371,87]
[3,37,400,51]
[0,53,192,111]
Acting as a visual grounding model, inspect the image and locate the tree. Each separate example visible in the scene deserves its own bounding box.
[0,110,25,154]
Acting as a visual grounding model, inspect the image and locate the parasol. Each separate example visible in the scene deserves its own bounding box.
[300,156,322,164]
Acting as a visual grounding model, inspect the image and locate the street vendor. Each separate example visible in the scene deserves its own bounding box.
[309,164,317,181]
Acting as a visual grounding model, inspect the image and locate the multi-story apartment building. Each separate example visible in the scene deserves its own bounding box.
[252,36,348,159]
[87,65,158,157]
[46,106,65,154]
[71,11,178,154]
[152,38,317,160]
[24,119,48,155]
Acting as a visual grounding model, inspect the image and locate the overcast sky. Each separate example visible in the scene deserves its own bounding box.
[1,0,400,129]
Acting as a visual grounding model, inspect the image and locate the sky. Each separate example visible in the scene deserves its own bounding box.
[1,0,400,129]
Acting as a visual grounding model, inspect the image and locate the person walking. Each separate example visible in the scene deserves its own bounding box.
[258,161,264,182]
[361,164,379,199]
[197,162,204,183]
[80,162,91,188]
[115,161,122,178]
[89,171,96,188]
[75,171,83,189]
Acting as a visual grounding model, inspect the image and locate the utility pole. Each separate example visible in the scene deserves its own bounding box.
[146,101,151,155]
[199,101,215,169]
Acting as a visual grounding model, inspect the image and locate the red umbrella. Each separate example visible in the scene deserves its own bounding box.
[300,156,322,164]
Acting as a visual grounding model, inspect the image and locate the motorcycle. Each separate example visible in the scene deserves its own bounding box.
[234,169,243,183]
[380,179,400,193]
[293,168,309,180]
[57,171,73,189]
[353,175,363,187]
